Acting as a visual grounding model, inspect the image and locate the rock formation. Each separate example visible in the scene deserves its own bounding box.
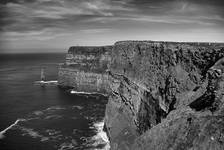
[105,41,224,150]
[58,41,224,150]
[58,46,112,94]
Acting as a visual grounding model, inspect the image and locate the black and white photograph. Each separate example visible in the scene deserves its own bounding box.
[0,0,224,150]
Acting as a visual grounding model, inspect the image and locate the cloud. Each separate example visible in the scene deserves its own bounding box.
[0,0,223,52]
[0,0,132,32]
[1,27,74,41]
[80,28,113,34]
[1,0,223,33]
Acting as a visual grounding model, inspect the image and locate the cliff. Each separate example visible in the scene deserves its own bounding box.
[58,41,224,150]
[105,41,224,150]
[58,46,112,94]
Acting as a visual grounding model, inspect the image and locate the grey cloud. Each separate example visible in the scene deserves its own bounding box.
[0,0,223,50]
[0,0,134,33]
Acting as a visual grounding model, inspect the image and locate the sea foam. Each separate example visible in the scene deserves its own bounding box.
[0,119,25,139]
[70,90,107,97]
[90,120,110,150]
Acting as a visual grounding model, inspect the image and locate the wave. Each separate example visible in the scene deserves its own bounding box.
[70,90,107,97]
[88,120,110,150]
[35,80,58,83]
[58,141,76,150]
[34,80,58,86]
[46,106,66,111]
[0,119,25,139]
[0,105,109,149]
[72,105,83,110]
[44,115,62,120]
[18,126,49,142]
[33,110,44,116]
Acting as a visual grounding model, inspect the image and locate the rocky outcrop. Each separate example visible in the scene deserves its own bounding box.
[105,41,224,150]
[58,46,112,94]
[132,58,224,150]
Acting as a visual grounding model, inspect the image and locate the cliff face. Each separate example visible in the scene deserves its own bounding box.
[58,41,224,150]
[58,46,112,94]
[105,41,224,150]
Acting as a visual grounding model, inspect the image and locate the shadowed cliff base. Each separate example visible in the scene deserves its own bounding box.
[58,41,224,150]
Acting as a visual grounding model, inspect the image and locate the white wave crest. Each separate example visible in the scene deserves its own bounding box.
[0,119,25,139]
[34,80,58,86]
[70,90,93,95]
[72,105,83,110]
[33,110,44,116]
[46,106,65,111]
[70,90,107,97]
[90,120,110,150]
[34,80,58,83]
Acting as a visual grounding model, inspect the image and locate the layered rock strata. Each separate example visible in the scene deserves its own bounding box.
[58,46,112,94]
[58,41,224,150]
[105,41,224,150]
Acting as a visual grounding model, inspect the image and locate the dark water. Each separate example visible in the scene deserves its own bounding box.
[0,53,109,150]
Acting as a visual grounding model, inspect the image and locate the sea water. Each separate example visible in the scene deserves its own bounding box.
[0,53,109,150]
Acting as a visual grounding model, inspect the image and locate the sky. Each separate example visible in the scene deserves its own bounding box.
[0,0,224,53]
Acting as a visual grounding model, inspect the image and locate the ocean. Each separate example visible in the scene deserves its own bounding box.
[0,53,109,150]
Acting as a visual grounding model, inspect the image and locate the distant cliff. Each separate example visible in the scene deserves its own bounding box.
[58,46,112,94]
